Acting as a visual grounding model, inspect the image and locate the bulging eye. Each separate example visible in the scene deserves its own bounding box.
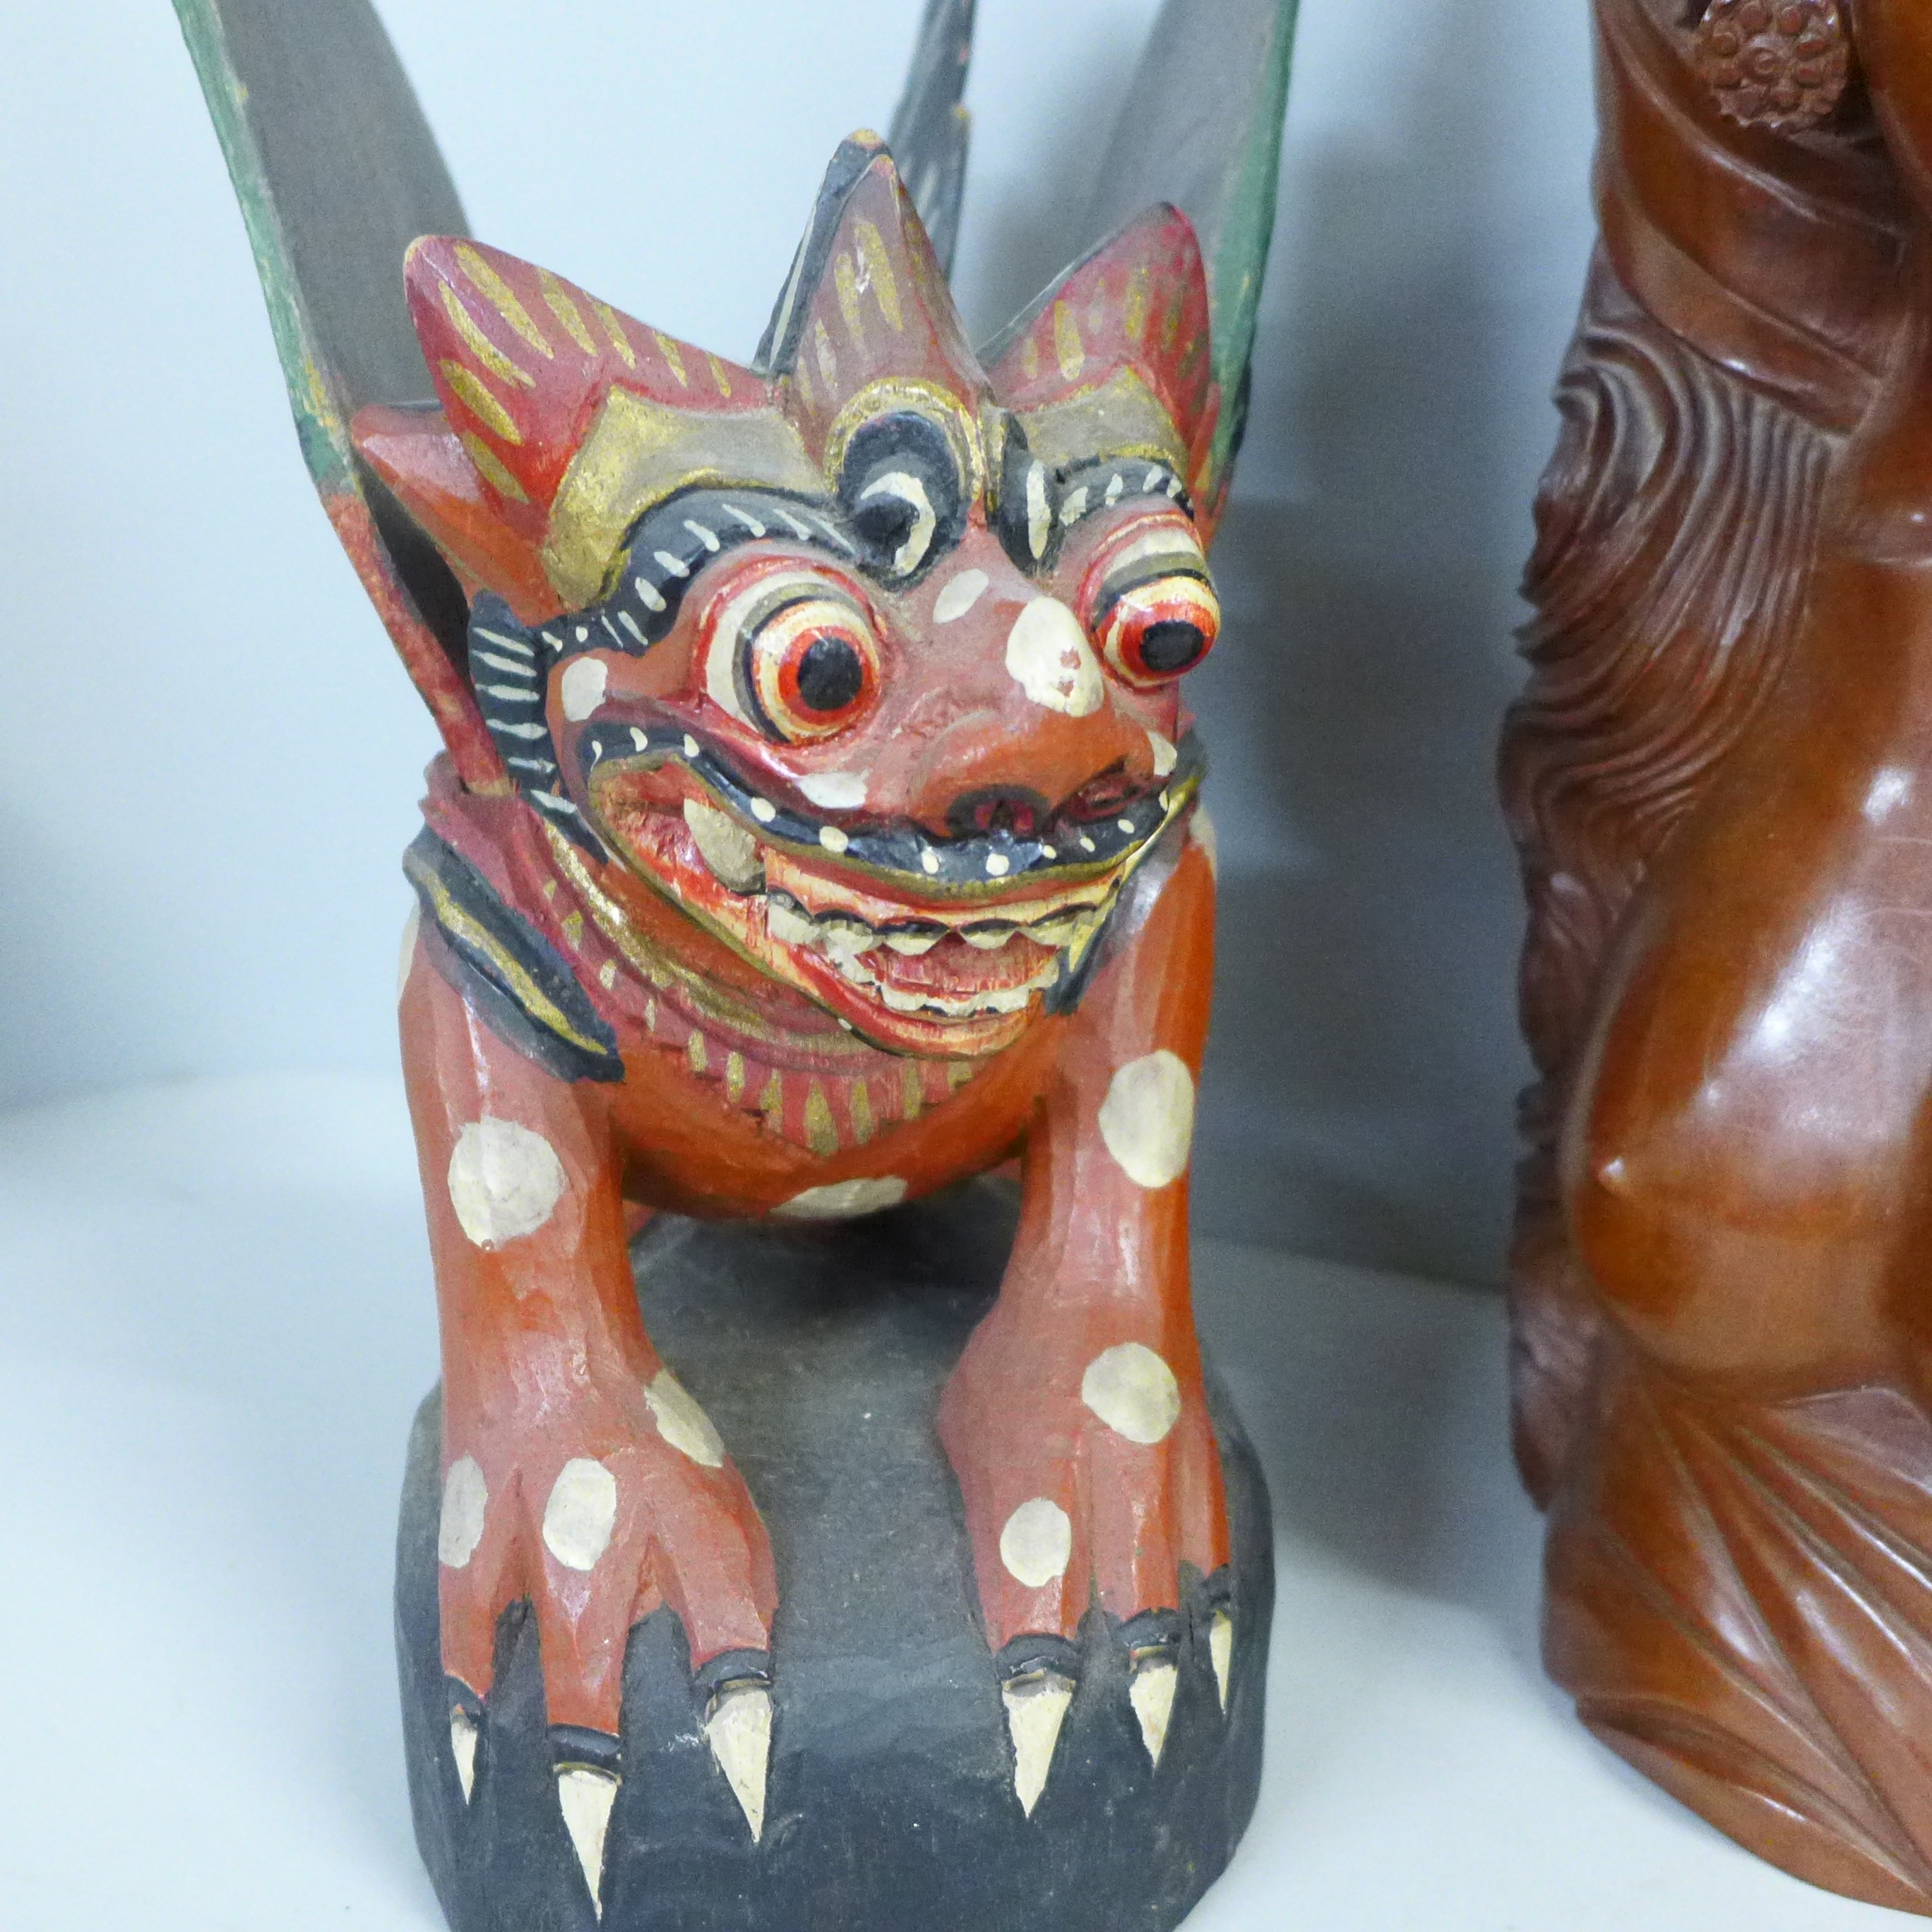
[704,568,881,743]
[747,595,880,739]
[1094,568,1220,688]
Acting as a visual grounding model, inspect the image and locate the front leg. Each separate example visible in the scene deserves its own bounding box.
[400,944,777,1907]
[938,824,1229,1811]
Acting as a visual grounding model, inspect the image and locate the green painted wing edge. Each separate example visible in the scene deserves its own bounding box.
[174,0,354,496]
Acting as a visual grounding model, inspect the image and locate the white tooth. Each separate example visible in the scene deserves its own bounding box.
[816,919,878,965]
[684,799,765,893]
[884,929,942,956]
[556,1767,619,1916]
[767,898,816,947]
[982,985,1034,1013]
[963,926,1016,951]
[705,1683,773,1842]
[1004,1673,1075,1818]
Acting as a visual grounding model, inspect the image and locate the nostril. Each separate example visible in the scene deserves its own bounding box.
[948,787,1048,840]
[1062,762,1140,822]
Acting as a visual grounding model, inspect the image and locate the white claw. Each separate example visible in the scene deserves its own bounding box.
[705,1682,773,1842]
[556,1766,619,1916]
[1003,1672,1075,1818]
[1130,1659,1179,1767]
[1210,1611,1234,1714]
[451,1709,479,1804]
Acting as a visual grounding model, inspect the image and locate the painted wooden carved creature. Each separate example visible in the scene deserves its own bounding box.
[1505,0,1932,1909]
[174,1,1296,1923]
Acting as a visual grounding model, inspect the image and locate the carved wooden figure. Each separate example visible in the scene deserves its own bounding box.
[1506,0,1932,1910]
[172,2,1296,1926]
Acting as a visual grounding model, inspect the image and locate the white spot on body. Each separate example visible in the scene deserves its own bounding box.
[820,825,851,854]
[1006,600,1102,717]
[921,849,941,875]
[399,902,422,1002]
[799,770,868,810]
[1000,1498,1073,1587]
[438,1455,489,1568]
[1210,1610,1234,1712]
[1098,1051,1195,1190]
[749,797,778,823]
[985,852,1010,877]
[933,568,989,623]
[645,1368,725,1467]
[542,1457,619,1571]
[447,1119,568,1248]
[1082,1342,1182,1445]
[1147,732,1178,778]
[774,1176,909,1220]
[560,657,609,722]
[684,734,701,758]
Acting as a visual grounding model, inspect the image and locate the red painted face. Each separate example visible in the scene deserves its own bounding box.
[544,483,1217,1060]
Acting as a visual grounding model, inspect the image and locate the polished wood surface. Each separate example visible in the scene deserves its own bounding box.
[1505,0,1932,1909]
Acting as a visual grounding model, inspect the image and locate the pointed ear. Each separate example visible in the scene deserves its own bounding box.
[352,404,563,622]
[985,208,1224,520]
[399,237,806,607]
[761,136,989,477]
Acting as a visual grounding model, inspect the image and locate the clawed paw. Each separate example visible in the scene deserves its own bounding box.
[436,1373,777,1911]
[938,1314,1234,1816]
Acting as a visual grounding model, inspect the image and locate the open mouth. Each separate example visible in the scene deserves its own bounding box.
[571,724,1202,1055]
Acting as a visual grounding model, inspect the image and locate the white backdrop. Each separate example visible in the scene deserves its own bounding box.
[0,0,1595,1284]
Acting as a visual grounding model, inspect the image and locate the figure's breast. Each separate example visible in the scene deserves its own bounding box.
[1599,0,1913,433]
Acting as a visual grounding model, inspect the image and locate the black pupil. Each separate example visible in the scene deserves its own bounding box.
[796,633,865,712]
[1139,620,1206,675]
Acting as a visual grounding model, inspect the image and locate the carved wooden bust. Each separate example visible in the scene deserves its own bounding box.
[1506,0,1932,1909]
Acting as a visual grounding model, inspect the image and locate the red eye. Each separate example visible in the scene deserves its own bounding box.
[1097,571,1221,688]
[744,592,880,742]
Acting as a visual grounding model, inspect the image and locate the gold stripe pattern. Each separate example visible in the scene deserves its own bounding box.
[595,303,638,368]
[805,1083,838,1157]
[459,431,529,501]
[439,283,533,387]
[653,332,688,386]
[1054,303,1085,382]
[539,270,599,354]
[441,360,522,443]
[708,353,734,400]
[411,866,612,1061]
[456,245,554,357]
[835,254,866,352]
[854,220,903,332]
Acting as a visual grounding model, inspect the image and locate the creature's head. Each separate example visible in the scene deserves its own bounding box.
[356,137,1230,1060]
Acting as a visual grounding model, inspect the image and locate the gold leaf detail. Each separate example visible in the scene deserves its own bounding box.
[653,332,688,386]
[1054,303,1085,382]
[561,910,585,946]
[708,353,734,400]
[726,1051,746,1104]
[1022,334,1040,383]
[835,254,866,353]
[854,220,902,332]
[594,302,637,369]
[815,320,838,388]
[455,245,554,357]
[687,1030,710,1076]
[901,1061,924,1121]
[598,959,619,990]
[539,270,599,354]
[1125,266,1151,346]
[760,1071,785,1126]
[441,361,522,443]
[806,1083,839,1157]
[439,284,534,387]
[458,432,528,501]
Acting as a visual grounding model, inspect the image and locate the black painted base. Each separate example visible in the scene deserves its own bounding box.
[397,1181,1272,1932]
